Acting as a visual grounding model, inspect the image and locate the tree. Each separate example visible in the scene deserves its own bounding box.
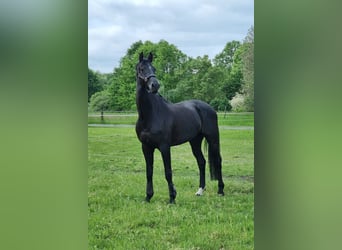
[241,26,254,111]
[103,38,250,112]
[224,45,244,97]
[213,41,244,107]
[107,40,188,110]
[228,26,254,112]
[213,41,241,71]
[88,68,102,101]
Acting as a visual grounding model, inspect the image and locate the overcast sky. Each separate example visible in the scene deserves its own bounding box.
[88,0,254,73]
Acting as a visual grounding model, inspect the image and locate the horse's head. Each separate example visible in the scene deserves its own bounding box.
[136,52,160,94]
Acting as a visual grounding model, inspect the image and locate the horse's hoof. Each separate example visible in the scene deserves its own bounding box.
[169,199,176,204]
[195,187,205,196]
[218,191,225,196]
[145,193,154,202]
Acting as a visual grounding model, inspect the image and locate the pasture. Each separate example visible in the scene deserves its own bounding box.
[88,113,254,249]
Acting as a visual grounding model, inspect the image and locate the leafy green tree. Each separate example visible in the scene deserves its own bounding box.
[221,43,246,101]
[241,26,254,111]
[104,38,250,112]
[97,72,112,90]
[109,63,136,111]
[107,40,187,110]
[213,41,244,106]
[170,57,196,102]
[106,41,144,110]
[213,41,241,71]
[228,26,254,112]
[170,55,229,111]
[204,67,230,111]
[196,64,225,102]
[137,40,188,100]
[88,68,102,101]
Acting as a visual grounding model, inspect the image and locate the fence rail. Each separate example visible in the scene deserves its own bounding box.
[88,112,254,127]
[88,112,254,116]
[88,114,137,117]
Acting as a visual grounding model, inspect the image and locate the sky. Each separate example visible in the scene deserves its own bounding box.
[88,0,254,73]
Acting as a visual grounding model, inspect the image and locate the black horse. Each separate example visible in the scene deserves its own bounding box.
[135,52,224,203]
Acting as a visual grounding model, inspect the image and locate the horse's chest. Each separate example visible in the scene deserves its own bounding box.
[139,129,162,146]
[137,125,165,146]
[136,116,171,146]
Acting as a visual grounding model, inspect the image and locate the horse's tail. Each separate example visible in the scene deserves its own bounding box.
[204,139,221,180]
[194,100,222,181]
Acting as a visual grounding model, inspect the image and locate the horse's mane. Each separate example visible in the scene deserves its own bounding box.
[156,93,171,104]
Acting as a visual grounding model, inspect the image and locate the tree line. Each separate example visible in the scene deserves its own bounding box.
[88,26,254,112]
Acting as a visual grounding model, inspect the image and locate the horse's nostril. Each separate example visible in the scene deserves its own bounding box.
[152,82,159,89]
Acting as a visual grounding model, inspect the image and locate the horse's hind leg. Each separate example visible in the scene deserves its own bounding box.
[211,142,225,195]
[142,144,154,202]
[190,135,206,195]
[205,134,225,196]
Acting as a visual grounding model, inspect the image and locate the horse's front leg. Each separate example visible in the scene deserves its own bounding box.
[142,144,154,202]
[159,144,177,204]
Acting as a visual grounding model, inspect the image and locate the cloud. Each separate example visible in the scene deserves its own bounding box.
[88,0,254,73]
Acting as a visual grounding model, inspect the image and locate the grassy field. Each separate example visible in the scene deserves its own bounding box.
[88,114,254,249]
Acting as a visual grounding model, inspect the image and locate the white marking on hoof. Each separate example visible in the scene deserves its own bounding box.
[195,187,205,196]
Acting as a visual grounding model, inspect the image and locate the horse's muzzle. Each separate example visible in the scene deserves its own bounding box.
[147,77,160,94]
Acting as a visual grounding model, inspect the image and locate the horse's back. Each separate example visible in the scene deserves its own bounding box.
[180,100,220,144]
[180,100,218,125]
[172,99,213,124]
[170,100,219,142]
[188,100,219,134]
[188,100,217,116]
[167,101,201,145]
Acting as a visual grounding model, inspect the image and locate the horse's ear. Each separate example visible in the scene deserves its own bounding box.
[148,52,153,62]
[139,52,144,62]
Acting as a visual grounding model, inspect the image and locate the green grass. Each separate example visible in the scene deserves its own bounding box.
[88,113,137,125]
[88,124,254,249]
[217,113,254,127]
[88,112,254,127]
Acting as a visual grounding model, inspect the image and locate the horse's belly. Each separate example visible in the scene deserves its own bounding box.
[171,125,200,146]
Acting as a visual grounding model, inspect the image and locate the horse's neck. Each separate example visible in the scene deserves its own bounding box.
[136,83,159,121]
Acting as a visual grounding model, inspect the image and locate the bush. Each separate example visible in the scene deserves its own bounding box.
[230,93,246,112]
[210,97,231,112]
[89,91,111,112]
